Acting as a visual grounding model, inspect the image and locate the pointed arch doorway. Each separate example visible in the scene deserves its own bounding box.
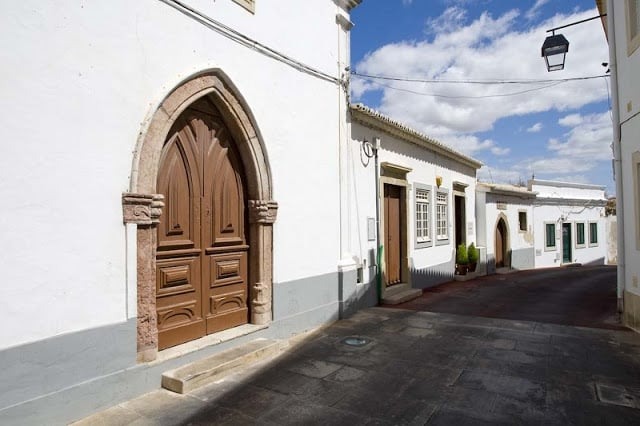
[124,71,278,360]
[495,217,508,268]
[156,98,250,349]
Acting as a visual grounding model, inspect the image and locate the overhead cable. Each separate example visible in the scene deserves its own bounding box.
[352,71,610,85]
[159,0,340,85]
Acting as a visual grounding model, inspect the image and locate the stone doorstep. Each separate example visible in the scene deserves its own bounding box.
[161,338,288,394]
[382,283,422,305]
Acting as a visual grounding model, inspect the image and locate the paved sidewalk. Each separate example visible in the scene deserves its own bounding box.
[76,306,640,425]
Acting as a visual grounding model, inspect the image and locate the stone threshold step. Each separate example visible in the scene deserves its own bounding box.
[382,283,422,305]
[161,338,287,394]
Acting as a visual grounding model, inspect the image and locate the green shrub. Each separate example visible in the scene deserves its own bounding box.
[456,243,469,265]
[467,242,479,264]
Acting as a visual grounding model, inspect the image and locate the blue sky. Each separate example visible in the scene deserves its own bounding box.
[350,0,613,194]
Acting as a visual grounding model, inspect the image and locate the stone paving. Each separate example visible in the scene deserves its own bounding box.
[77,306,640,425]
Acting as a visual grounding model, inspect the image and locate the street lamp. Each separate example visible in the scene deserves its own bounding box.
[541,13,606,72]
[541,33,569,71]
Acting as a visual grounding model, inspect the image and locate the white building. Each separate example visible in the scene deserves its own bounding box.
[476,180,607,273]
[476,183,536,274]
[596,0,640,330]
[0,1,362,423]
[529,180,607,268]
[347,104,482,305]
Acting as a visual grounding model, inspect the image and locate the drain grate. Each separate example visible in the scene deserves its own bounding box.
[595,383,637,408]
[341,336,371,347]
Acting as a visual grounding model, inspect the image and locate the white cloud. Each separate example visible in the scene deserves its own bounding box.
[402,0,413,6]
[549,111,613,161]
[526,122,543,133]
[425,7,467,35]
[352,8,609,157]
[481,111,612,182]
[525,0,550,21]
[491,146,511,156]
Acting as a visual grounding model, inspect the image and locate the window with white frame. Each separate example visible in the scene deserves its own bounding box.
[627,0,640,55]
[415,188,431,243]
[589,222,599,246]
[576,222,586,248]
[545,222,556,250]
[232,0,255,13]
[436,191,448,240]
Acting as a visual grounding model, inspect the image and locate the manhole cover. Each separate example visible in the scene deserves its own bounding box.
[596,383,637,408]
[341,336,371,347]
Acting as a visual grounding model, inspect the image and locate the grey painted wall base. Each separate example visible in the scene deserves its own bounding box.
[338,268,378,318]
[512,247,535,270]
[0,271,345,426]
[410,257,455,289]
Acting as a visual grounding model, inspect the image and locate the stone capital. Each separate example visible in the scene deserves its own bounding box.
[248,200,278,224]
[123,192,164,225]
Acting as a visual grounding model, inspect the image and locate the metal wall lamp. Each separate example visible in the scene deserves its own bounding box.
[541,13,606,72]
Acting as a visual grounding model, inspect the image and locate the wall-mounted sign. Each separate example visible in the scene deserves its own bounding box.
[367,217,376,241]
[497,202,507,210]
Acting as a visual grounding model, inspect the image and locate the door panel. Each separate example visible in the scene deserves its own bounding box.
[384,185,402,286]
[562,223,572,263]
[156,98,249,350]
[201,115,249,333]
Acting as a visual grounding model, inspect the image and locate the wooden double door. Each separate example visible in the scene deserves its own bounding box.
[156,98,249,350]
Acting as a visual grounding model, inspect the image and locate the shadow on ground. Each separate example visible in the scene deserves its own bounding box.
[388,265,625,331]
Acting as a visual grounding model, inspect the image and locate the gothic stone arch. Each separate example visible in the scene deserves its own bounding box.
[122,70,277,361]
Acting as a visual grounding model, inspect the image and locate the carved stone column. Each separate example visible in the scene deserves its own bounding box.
[248,200,278,325]
[122,193,164,362]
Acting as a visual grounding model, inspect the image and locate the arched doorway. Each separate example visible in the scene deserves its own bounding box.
[495,217,508,268]
[123,71,277,360]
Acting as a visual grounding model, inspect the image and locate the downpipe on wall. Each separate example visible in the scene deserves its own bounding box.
[373,137,382,304]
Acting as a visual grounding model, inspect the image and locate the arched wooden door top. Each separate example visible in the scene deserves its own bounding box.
[131,70,272,201]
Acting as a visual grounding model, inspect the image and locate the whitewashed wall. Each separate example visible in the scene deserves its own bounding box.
[611,0,640,304]
[0,0,345,349]
[481,192,535,270]
[349,121,477,287]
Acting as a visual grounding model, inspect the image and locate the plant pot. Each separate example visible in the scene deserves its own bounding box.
[469,262,477,273]
[456,264,468,275]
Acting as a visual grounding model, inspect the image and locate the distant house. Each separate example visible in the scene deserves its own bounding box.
[529,180,607,268]
[476,183,536,274]
[596,0,640,330]
[476,180,607,274]
[347,104,482,306]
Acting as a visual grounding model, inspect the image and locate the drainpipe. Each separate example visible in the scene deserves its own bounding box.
[373,137,382,304]
[607,0,625,313]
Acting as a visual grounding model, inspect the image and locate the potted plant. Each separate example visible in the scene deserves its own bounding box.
[467,242,479,273]
[456,243,469,275]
